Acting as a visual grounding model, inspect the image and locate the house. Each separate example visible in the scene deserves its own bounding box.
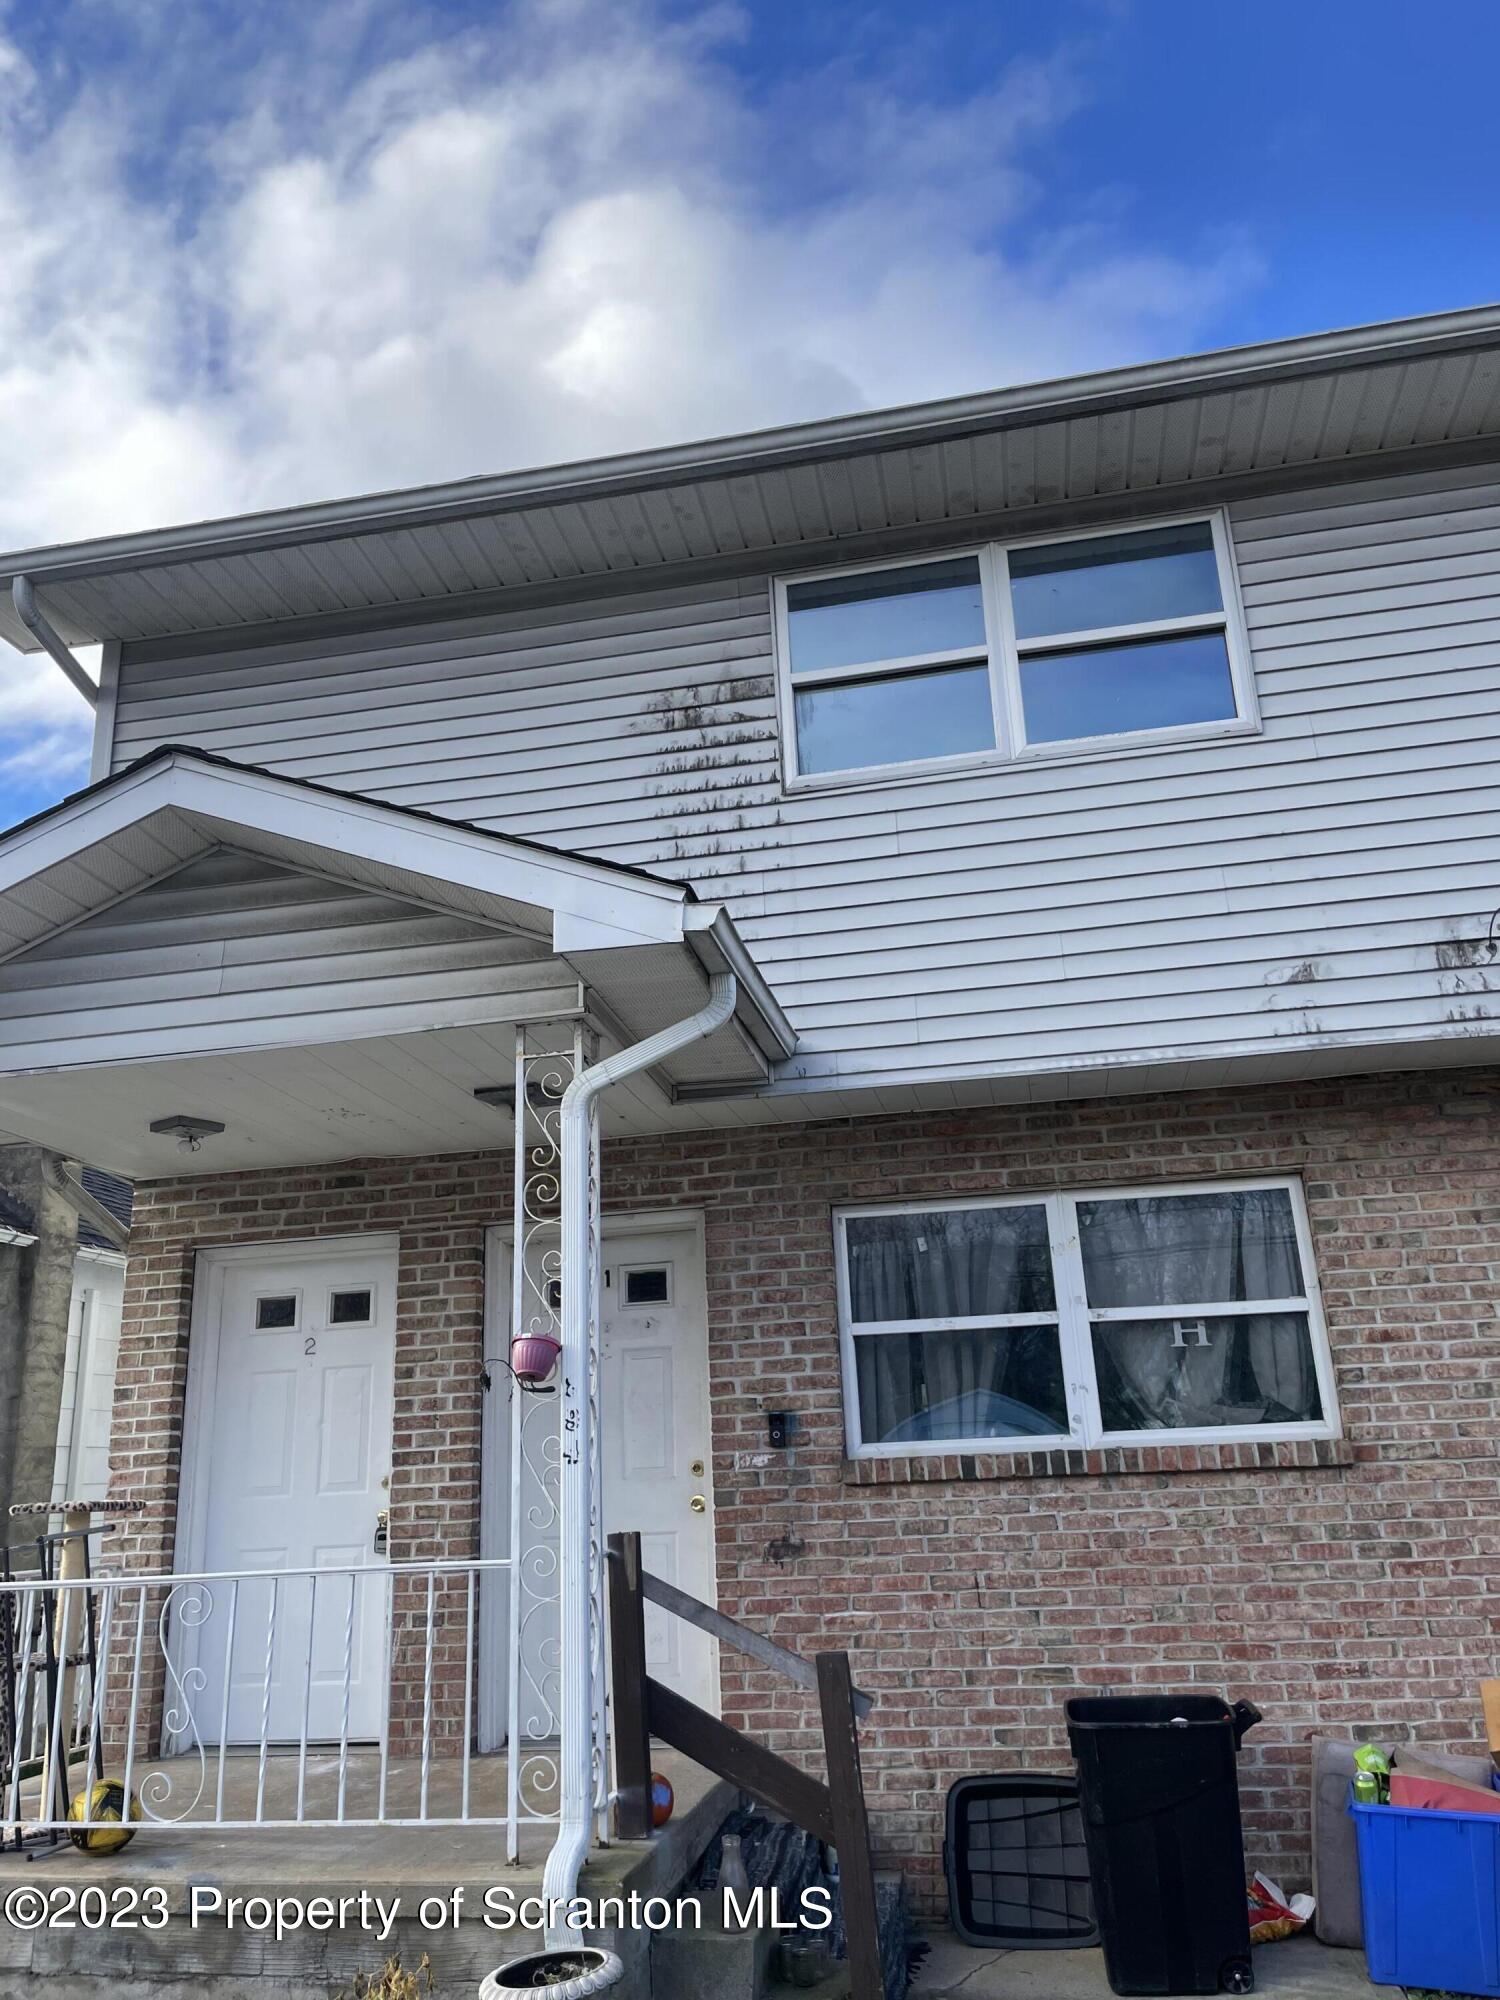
[0,1148,130,1526]
[0,304,1497,1947]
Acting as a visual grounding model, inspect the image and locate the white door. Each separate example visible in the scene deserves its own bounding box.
[484,1219,718,1745]
[600,1230,718,1712]
[188,1244,396,1743]
[52,1257,125,1505]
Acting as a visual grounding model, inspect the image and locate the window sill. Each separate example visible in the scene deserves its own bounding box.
[841,1437,1356,1486]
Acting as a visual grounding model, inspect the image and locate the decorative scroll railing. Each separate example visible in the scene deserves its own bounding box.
[502,1022,609,1862]
[0,1557,512,1835]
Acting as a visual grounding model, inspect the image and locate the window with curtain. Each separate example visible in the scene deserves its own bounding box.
[837,1180,1335,1456]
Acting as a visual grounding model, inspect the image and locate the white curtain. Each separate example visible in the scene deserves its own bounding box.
[846,1207,1066,1441]
[846,1205,1054,1321]
[1078,1191,1320,1431]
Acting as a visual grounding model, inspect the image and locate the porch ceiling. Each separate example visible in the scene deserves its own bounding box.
[0,1023,757,1175]
[0,748,794,1170]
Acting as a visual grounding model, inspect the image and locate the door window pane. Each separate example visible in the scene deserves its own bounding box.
[1018,631,1235,744]
[1090,1313,1323,1433]
[787,557,986,675]
[623,1266,670,1306]
[1008,522,1223,640]
[845,1205,1055,1322]
[1077,1189,1304,1308]
[255,1294,298,1329]
[794,662,994,775]
[855,1325,1069,1444]
[328,1288,373,1325]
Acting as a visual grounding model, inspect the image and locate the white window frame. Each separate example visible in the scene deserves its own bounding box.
[773,509,1258,791]
[835,1175,1339,1461]
[327,1281,377,1326]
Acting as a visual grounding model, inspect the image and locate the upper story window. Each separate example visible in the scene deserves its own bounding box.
[835,1177,1338,1459]
[775,512,1254,785]
[783,556,994,777]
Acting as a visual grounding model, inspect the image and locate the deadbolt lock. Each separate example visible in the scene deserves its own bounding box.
[689,1495,707,1514]
[690,1459,705,1477]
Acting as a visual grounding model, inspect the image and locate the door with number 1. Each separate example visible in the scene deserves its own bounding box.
[600,1228,718,1711]
[484,1219,718,1740]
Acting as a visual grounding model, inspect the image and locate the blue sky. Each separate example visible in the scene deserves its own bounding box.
[0,0,1496,829]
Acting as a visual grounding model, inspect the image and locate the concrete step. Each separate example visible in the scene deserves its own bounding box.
[652,1919,777,2000]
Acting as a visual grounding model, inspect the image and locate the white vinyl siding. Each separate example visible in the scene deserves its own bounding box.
[0,849,571,1070]
[104,458,1500,1102]
[835,1177,1338,1459]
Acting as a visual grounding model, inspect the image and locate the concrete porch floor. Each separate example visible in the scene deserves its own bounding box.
[915,1929,1379,1998]
[3,1745,729,1902]
[0,1747,738,1998]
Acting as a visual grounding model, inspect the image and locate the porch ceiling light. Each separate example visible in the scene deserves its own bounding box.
[149,1114,226,1155]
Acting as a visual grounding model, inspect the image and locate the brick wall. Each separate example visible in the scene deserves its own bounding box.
[115,1068,1500,1909]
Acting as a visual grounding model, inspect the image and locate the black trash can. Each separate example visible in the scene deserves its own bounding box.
[1066,1694,1261,1997]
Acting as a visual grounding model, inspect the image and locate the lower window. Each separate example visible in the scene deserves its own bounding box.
[836,1179,1336,1456]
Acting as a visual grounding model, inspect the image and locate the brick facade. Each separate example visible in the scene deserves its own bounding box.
[113,1067,1500,1911]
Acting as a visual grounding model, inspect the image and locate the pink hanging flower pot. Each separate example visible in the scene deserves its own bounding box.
[510,1333,562,1387]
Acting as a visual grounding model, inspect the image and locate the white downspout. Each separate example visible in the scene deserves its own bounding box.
[541,970,738,1946]
[12,577,98,707]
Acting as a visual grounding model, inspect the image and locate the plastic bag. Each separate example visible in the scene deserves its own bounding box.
[1247,1872,1315,1945]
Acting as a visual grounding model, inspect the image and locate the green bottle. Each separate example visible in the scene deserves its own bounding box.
[1353,1771,1381,1806]
[1354,1744,1392,1803]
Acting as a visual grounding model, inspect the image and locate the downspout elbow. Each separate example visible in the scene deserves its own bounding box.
[12,576,98,708]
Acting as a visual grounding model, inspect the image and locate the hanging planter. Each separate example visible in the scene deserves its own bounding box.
[510,1332,562,1386]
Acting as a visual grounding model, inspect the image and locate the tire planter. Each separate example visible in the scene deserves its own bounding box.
[479,1946,624,1998]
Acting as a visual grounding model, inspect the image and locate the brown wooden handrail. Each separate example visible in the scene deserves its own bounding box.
[606,1531,885,2000]
[636,1565,874,1719]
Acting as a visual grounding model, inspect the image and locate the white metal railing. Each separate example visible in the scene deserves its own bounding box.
[1,1558,520,1834]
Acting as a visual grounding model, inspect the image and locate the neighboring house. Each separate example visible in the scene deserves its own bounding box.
[0,1149,131,1528]
[0,1177,39,1548]
[49,1169,132,1508]
[0,305,1497,1915]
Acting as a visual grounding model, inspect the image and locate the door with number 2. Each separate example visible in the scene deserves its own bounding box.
[186,1243,396,1744]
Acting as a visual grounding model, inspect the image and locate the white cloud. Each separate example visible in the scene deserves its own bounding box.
[0,0,1260,817]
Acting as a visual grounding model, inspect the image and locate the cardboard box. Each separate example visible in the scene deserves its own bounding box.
[1396,1751,1498,1797]
[1483,1680,1500,1773]
[1390,1771,1500,1815]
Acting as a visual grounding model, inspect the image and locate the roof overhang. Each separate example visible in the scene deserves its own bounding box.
[2,305,1500,654]
[0,746,795,1095]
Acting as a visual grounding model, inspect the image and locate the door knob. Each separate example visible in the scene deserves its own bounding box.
[689,1495,707,1514]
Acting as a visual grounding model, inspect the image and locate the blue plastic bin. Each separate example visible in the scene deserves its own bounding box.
[1351,1788,1500,1997]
